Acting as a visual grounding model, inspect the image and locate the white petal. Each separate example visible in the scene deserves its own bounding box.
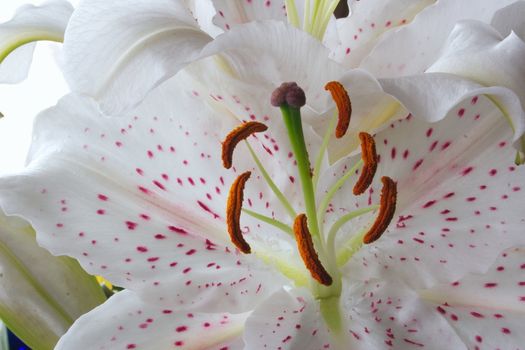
[56,290,247,350]
[361,0,518,77]
[0,211,105,349]
[332,0,434,68]
[427,21,525,116]
[212,0,286,31]
[243,288,333,349]
[491,1,525,41]
[420,247,525,348]
[200,20,345,113]
[342,278,465,349]
[62,0,212,115]
[326,95,525,289]
[0,83,285,313]
[0,1,72,84]
[379,73,525,152]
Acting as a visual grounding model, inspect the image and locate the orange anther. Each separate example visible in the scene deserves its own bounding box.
[293,214,333,286]
[353,132,378,195]
[363,177,397,244]
[226,171,252,253]
[222,121,268,169]
[325,81,352,139]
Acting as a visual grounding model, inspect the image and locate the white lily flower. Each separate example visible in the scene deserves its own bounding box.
[0,210,106,350]
[55,0,525,166]
[0,0,73,84]
[0,52,523,348]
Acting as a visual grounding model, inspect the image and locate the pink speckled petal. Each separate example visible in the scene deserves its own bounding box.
[421,247,525,349]
[323,94,525,289]
[243,288,333,349]
[361,0,518,77]
[332,0,434,68]
[56,289,247,350]
[212,0,286,32]
[342,278,465,349]
[379,73,525,153]
[0,79,288,312]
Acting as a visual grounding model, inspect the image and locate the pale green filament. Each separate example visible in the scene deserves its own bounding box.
[336,228,368,267]
[245,141,297,219]
[313,111,338,191]
[285,0,300,27]
[289,0,340,40]
[242,208,293,236]
[317,159,363,234]
[0,35,63,63]
[326,205,379,260]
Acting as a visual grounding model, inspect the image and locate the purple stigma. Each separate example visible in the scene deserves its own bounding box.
[271,82,306,108]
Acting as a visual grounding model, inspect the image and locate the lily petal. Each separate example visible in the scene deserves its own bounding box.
[211,0,286,32]
[491,1,525,40]
[0,0,72,84]
[243,288,333,349]
[62,0,212,115]
[326,94,525,289]
[332,0,434,68]
[0,79,286,313]
[342,278,465,349]
[379,73,525,152]
[0,211,105,350]
[56,289,247,350]
[420,246,525,348]
[361,0,518,77]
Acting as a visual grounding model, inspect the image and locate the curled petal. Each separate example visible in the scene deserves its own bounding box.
[0,1,72,84]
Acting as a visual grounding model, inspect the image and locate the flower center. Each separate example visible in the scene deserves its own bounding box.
[285,0,343,40]
[220,81,397,298]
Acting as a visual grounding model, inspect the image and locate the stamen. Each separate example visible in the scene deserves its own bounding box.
[293,214,333,286]
[363,177,397,244]
[324,81,351,139]
[222,122,268,169]
[353,132,378,195]
[226,171,252,253]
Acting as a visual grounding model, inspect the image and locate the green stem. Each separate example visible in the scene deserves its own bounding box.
[336,228,367,267]
[245,141,297,219]
[0,35,63,63]
[242,208,293,236]
[285,0,300,27]
[280,105,321,238]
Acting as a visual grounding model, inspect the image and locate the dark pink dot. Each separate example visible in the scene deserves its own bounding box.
[176,326,188,332]
[98,194,109,201]
[137,246,148,253]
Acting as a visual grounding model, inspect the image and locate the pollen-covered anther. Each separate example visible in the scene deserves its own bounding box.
[293,214,333,286]
[226,171,252,254]
[363,176,397,244]
[222,121,268,169]
[324,81,352,138]
[353,132,378,195]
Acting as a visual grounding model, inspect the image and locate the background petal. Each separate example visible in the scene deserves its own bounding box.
[0,211,105,350]
[56,290,248,350]
[360,0,518,77]
[62,0,212,114]
[0,0,72,84]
